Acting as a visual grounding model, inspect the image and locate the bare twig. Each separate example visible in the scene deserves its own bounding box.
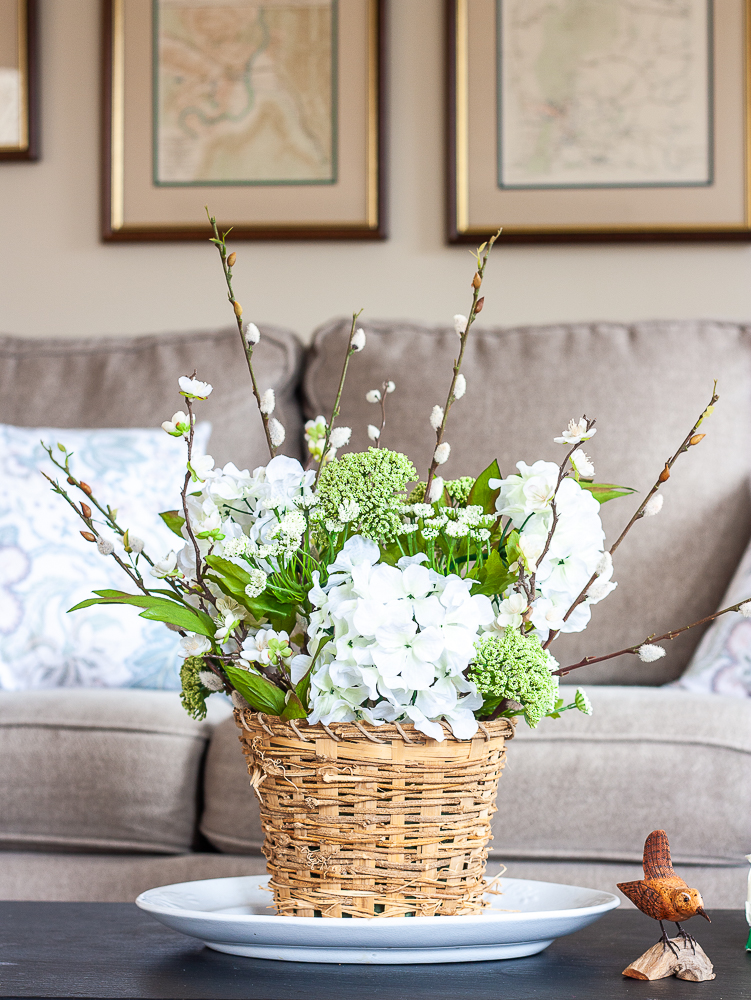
[552,595,751,677]
[205,207,275,459]
[425,229,501,499]
[543,384,719,649]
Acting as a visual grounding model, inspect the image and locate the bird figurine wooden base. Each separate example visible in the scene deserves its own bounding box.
[618,829,714,982]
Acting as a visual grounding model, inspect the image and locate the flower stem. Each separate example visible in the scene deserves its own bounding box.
[314,309,363,487]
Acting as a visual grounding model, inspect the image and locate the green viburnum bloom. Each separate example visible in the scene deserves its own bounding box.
[469,626,558,728]
[180,655,211,721]
[445,477,476,505]
[315,448,417,543]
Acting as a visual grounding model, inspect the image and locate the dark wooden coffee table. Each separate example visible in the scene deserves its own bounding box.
[0,902,748,999]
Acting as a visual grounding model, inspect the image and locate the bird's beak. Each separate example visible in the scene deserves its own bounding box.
[697,906,711,922]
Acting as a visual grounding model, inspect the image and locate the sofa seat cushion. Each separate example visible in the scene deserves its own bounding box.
[200,714,265,854]
[0,690,232,854]
[304,319,751,684]
[0,325,304,470]
[492,686,751,867]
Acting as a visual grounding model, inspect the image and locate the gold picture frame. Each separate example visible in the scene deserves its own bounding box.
[0,0,38,161]
[447,0,751,242]
[102,0,387,241]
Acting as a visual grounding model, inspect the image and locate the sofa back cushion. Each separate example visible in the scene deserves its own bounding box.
[304,319,751,684]
[0,325,304,469]
[0,689,231,854]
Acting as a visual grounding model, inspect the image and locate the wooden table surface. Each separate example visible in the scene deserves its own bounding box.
[0,902,748,999]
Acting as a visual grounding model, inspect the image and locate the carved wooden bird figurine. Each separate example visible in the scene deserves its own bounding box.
[617,829,710,955]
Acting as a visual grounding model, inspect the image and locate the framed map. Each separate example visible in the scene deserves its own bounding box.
[102,0,386,240]
[0,0,38,162]
[447,0,751,242]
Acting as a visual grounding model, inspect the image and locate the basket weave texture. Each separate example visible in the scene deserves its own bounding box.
[234,709,514,918]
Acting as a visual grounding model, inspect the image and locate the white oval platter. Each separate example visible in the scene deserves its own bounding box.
[136,875,619,964]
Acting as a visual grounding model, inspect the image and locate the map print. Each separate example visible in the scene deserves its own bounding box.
[498,0,711,188]
[155,0,335,185]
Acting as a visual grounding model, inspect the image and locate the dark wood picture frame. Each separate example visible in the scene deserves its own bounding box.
[101,0,388,242]
[0,0,39,162]
[447,0,751,244]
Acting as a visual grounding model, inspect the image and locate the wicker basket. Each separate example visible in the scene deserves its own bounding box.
[234,709,514,918]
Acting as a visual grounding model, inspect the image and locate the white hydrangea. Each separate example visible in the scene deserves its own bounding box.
[300,536,494,741]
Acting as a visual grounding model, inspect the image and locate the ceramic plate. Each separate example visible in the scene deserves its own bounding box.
[136,875,619,964]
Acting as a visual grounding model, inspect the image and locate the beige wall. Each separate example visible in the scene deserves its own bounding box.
[2,0,751,343]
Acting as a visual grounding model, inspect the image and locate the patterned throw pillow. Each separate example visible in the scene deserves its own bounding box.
[676,538,751,697]
[0,423,210,690]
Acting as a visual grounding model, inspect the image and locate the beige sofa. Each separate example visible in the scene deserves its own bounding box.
[1,319,750,906]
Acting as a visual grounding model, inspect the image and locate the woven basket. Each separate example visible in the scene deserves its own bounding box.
[234,709,514,918]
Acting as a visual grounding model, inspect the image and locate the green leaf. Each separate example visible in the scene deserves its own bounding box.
[69,590,215,637]
[280,690,307,720]
[468,459,502,514]
[223,663,286,716]
[579,482,636,504]
[246,592,297,633]
[472,548,514,596]
[159,510,186,537]
[205,554,251,586]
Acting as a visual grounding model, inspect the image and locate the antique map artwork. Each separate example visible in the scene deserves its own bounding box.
[498,0,711,188]
[155,0,336,185]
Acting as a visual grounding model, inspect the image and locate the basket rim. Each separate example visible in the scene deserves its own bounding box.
[235,709,515,745]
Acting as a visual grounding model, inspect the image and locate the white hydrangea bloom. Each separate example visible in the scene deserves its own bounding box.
[494,592,528,630]
[302,535,493,741]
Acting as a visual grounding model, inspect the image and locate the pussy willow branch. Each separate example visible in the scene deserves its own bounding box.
[425,229,501,499]
[314,309,363,488]
[41,471,153,597]
[43,445,160,572]
[552,596,751,677]
[205,207,275,459]
[543,384,719,650]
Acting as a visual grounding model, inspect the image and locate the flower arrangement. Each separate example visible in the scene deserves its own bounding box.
[43,221,751,744]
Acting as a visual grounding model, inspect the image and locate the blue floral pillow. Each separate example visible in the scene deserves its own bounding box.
[0,423,210,690]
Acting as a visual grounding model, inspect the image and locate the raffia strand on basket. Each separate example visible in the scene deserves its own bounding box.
[234,709,514,918]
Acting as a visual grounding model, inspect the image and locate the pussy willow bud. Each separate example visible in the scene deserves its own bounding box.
[80,531,96,542]
[81,503,92,519]
[227,252,236,267]
[690,433,705,446]
[658,463,671,483]
[67,477,75,485]
[472,272,482,289]
[475,297,485,313]
[79,482,93,496]
[233,300,243,318]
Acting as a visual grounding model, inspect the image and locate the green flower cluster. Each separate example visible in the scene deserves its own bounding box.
[445,477,476,505]
[315,448,417,542]
[408,477,476,506]
[180,656,211,721]
[469,626,558,728]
